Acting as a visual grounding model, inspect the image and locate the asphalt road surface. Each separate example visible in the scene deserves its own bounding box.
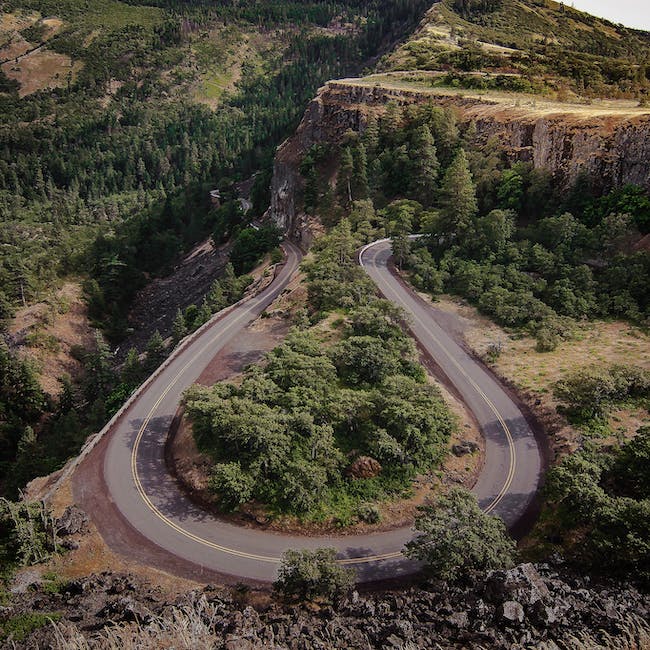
[360,240,543,530]
[79,238,543,583]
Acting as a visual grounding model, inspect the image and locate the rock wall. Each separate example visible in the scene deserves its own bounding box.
[267,80,650,240]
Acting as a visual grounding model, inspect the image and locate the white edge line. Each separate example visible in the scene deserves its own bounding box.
[40,244,297,503]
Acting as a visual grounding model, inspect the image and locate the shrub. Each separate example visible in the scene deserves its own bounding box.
[271,247,284,264]
[405,487,516,579]
[208,462,255,510]
[535,326,560,352]
[608,426,650,499]
[357,503,381,524]
[1,613,61,643]
[485,340,503,360]
[274,548,355,603]
[0,499,59,567]
[554,365,650,420]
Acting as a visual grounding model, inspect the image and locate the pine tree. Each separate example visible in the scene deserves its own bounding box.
[84,331,114,401]
[17,426,37,459]
[121,348,143,385]
[11,426,43,496]
[51,409,83,458]
[424,105,459,166]
[351,143,369,200]
[438,149,478,239]
[172,308,188,343]
[145,330,166,372]
[327,218,357,267]
[409,125,439,206]
[193,299,212,330]
[303,163,319,213]
[392,232,411,270]
[207,280,226,313]
[57,375,75,415]
[336,147,354,210]
[381,101,402,147]
[221,263,237,300]
[362,114,380,158]
[34,168,46,200]
[349,199,376,230]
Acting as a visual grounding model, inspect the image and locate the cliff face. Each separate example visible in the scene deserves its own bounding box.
[267,81,650,240]
[267,84,370,247]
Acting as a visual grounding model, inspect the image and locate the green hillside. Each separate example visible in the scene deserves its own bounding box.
[384,0,650,98]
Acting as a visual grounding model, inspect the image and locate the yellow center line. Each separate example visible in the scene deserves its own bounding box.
[129,252,403,566]
[127,240,515,571]
[130,305,285,563]
[362,242,517,514]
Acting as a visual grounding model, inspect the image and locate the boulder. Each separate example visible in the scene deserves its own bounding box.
[10,568,42,594]
[486,563,550,606]
[498,601,525,624]
[56,506,89,537]
[347,456,382,479]
[448,611,469,629]
[452,441,480,457]
[61,539,80,550]
[531,600,558,625]
[97,596,152,624]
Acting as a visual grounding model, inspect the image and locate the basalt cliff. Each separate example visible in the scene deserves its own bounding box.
[267,80,650,242]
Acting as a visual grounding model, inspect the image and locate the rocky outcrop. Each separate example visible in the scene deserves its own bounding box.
[452,440,480,457]
[9,563,650,649]
[267,80,650,239]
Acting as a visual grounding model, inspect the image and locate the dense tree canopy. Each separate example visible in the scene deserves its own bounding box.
[184,221,455,524]
[0,0,433,331]
[303,102,650,353]
[544,427,650,585]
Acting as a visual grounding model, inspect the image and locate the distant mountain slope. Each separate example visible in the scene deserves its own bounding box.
[383,0,650,99]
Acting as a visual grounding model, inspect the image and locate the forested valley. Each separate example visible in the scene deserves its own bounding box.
[1,0,650,646]
[0,0,431,498]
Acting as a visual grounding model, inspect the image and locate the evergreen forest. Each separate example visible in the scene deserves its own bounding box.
[0,0,431,498]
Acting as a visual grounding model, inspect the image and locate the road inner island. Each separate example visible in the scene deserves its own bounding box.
[73,238,543,583]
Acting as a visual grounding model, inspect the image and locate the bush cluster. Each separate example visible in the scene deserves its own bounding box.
[184,222,455,523]
[554,364,650,421]
[544,427,650,585]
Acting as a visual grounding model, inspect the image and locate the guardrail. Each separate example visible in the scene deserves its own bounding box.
[40,249,290,503]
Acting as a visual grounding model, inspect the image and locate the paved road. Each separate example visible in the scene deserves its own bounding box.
[79,238,543,584]
[360,240,543,529]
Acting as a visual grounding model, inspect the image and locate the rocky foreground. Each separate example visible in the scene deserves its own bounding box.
[6,559,649,649]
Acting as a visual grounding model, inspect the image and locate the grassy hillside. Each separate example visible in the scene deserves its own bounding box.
[383,0,650,99]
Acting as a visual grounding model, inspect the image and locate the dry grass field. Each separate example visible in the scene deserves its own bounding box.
[338,73,650,119]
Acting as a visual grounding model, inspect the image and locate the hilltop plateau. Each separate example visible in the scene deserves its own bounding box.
[384,0,650,100]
